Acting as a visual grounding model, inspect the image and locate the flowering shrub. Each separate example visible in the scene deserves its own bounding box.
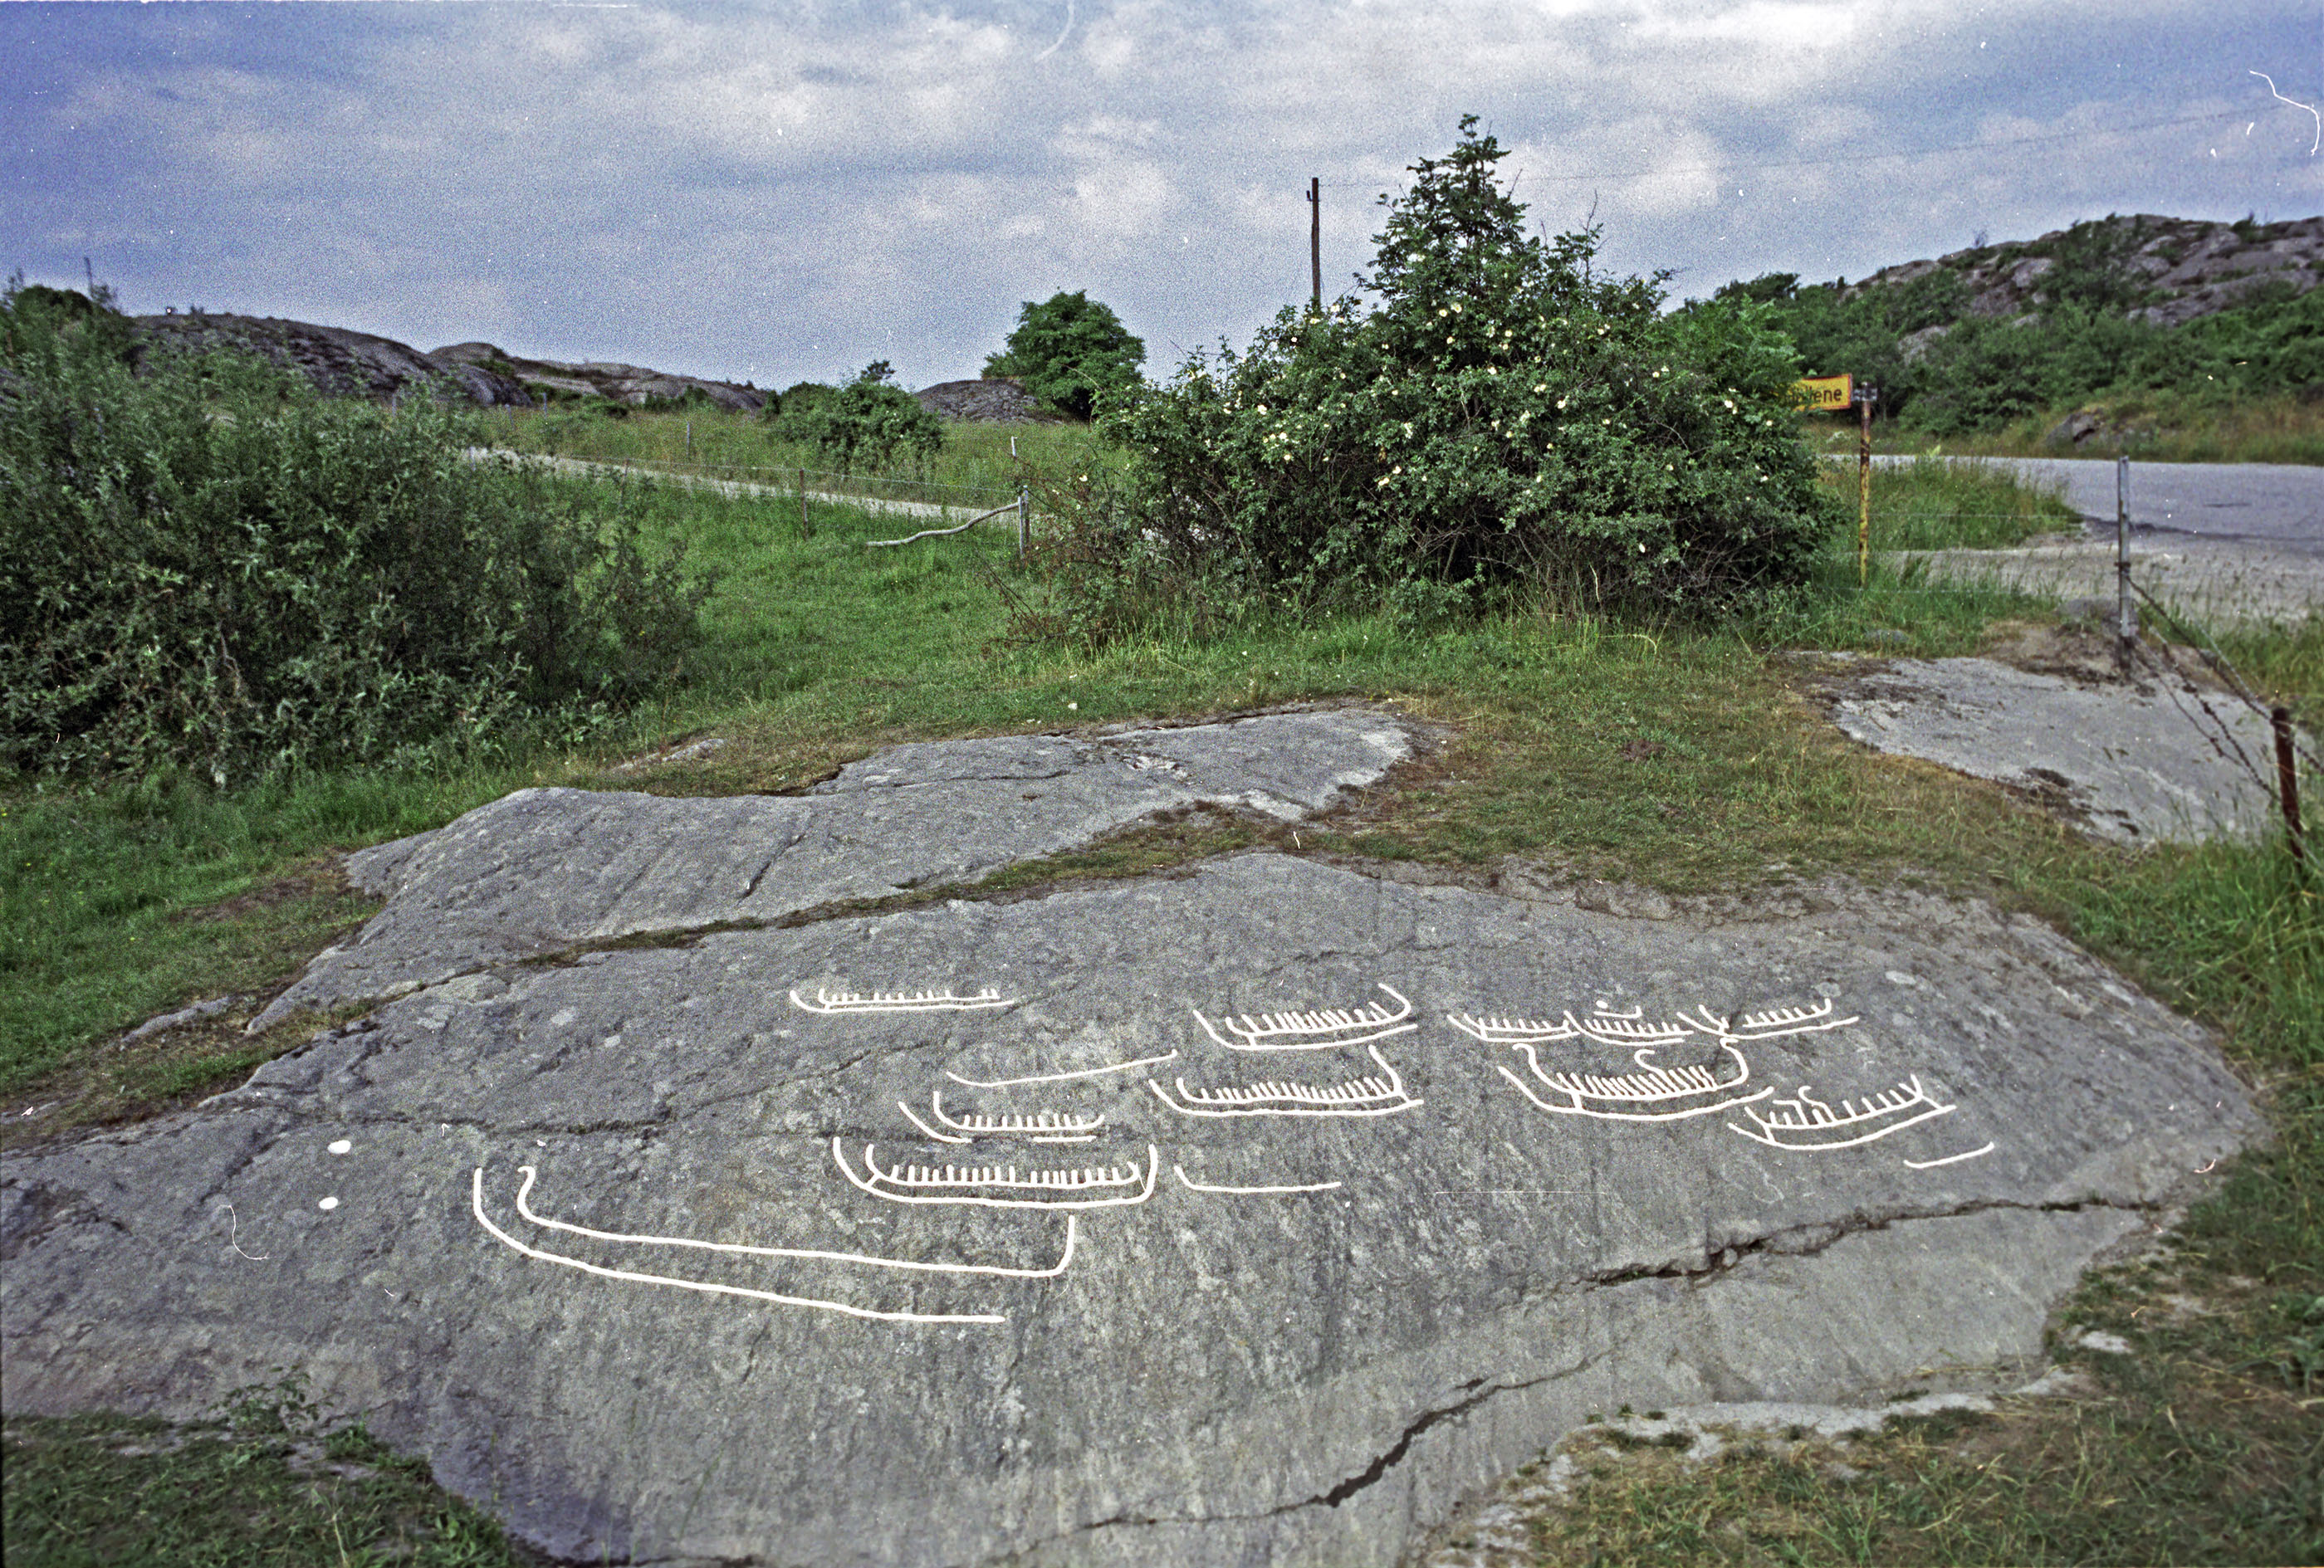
[1044,119,1835,636]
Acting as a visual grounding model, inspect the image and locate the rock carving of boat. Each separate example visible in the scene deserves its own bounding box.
[1726,1076,1955,1150]
[788,986,1015,1014]
[1450,996,1857,1050]
[1494,1041,1774,1122]
[1192,982,1417,1052]
[1147,1043,1423,1117]
[833,1141,1159,1209]
[899,1092,1103,1145]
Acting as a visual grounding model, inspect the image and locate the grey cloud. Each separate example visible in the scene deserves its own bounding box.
[2,0,2313,389]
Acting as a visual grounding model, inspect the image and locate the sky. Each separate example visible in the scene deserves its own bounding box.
[4,1,2321,393]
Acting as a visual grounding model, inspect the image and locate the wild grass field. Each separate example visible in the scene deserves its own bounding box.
[4,447,2317,1566]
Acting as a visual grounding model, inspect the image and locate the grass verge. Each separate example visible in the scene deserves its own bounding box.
[1803,393,2324,465]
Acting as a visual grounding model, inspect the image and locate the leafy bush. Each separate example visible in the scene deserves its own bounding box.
[1,280,712,783]
[984,292,1147,420]
[1744,229,2324,435]
[1038,119,1834,638]
[784,362,946,473]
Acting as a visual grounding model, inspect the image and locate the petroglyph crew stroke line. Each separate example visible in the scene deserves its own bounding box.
[1902,1141,1996,1170]
[470,1169,1005,1325]
[1729,1077,1957,1150]
[898,1092,1103,1146]
[508,1165,1078,1277]
[1495,1041,1774,1122]
[1172,1166,1343,1195]
[834,1141,1161,1209]
[1193,983,1416,1052]
[1147,1044,1424,1118]
[943,1049,1177,1089]
[788,987,1015,1014]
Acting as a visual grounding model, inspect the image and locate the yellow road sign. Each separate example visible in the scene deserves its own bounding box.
[1796,374,1852,413]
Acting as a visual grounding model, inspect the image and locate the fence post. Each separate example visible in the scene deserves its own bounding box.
[2116,456,2135,661]
[1017,486,1028,560]
[1854,386,1876,588]
[799,467,809,540]
[686,418,692,457]
[2277,706,2308,868]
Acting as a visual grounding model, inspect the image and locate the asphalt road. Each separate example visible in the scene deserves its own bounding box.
[1870,455,2324,556]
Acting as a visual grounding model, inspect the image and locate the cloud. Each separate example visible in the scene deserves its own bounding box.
[2,1,2313,388]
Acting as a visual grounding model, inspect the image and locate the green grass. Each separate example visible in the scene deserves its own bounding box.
[1804,393,2324,465]
[1811,452,2079,550]
[3,1376,534,1567]
[6,441,2317,1560]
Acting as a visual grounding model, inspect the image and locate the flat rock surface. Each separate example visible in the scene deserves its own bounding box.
[1811,655,2284,843]
[3,854,2254,1567]
[250,709,1414,1028]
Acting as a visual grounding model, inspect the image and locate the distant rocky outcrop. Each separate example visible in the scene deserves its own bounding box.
[912,377,1061,423]
[1841,213,2322,331]
[131,314,532,407]
[430,343,767,413]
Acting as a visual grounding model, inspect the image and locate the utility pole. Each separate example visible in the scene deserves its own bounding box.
[1308,177,1322,310]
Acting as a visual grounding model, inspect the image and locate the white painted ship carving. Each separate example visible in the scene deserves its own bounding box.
[1727,1077,1955,1150]
[1147,1043,1423,1117]
[1192,982,1416,1052]
[1495,1040,1774,1122]
[833,1141,1160,1209]
[789,986,1015,1014]
[898,1092,1103,1145]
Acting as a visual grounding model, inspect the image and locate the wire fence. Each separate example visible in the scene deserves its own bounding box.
[521,452,1022,514]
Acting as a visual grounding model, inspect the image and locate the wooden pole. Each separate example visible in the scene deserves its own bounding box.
[2116,456,2135,662]
[1856,388,1874,588]
[799,467,809,540]
[2277,706,2307,868]
[1309,177,1322,310]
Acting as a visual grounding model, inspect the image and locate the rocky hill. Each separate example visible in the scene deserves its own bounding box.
[125,312,771,413]
[910,377,1059,423]
[1840,212,2322,333]
[133,313,533,407]
[430,341,766,413]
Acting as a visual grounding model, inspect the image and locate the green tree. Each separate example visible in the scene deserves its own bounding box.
[983,292,1146,420]
[1044,117,1832,636]
[790,361,945,473]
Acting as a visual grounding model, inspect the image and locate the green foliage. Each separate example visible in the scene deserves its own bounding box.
[984,291,1147,420]
[1,279,712,784]
[1043,117,1836,639]
[782,362,946,474]
[1753,216,2324,436]
[5,1372,531,1566]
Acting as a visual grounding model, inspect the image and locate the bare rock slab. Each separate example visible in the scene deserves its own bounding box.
[1814,656,2282,843]
[250,709,1413,1028]
[2,857,2254,1566]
